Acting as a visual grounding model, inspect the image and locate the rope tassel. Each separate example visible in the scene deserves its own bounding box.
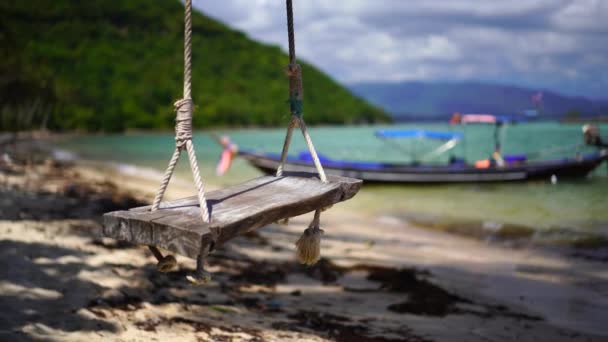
[283,0,327,266]
[295,210,324,265]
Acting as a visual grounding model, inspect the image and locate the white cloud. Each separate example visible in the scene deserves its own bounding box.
[194,0,608,98]
[551,0,608,33]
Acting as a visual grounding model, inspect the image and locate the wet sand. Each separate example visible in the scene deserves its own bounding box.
[1,140,607,341]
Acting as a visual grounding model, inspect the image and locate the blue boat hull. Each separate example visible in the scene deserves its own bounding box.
[240,150,608,183]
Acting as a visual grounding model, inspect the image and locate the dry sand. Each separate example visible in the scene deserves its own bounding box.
[1,141,607,341]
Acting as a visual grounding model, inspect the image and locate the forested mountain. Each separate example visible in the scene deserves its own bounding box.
[0,0,388,132]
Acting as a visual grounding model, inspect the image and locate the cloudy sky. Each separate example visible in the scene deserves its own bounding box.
[194,0,608,99]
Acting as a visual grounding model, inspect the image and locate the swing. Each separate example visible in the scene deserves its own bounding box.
[102,0,361,284]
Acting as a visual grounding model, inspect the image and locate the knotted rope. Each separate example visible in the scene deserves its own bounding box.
[151,0,208,222]
[174,98,194,149]
[278,0,328,265]
[276,0,326,183]
[148,0,210,270]
[287,63,303,117]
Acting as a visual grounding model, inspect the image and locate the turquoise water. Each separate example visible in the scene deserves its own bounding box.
[57,122,608,238]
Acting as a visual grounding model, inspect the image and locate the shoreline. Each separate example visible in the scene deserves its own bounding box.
[49,127,608,248]
[57,139,608,249]
[1,138,608,340]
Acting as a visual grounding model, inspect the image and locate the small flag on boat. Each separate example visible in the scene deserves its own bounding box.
[216,136,238,176]
[531,91,543,106]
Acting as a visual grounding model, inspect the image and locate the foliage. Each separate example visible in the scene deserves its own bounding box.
[0,0,388,132]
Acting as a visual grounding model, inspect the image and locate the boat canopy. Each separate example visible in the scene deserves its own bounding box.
[375,129,463,140]
[458,114,524,124]
[461,114,497,124]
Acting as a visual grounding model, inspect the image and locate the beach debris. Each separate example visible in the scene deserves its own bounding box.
[2,153,13,164]
[228,261,288,287]
[277,310,429,342]
[266,299,285,311]
[365,266,472,316]
[87,289,144,312]
[551,174,558,184]
[363,266,542,320]
[304,258,344,284]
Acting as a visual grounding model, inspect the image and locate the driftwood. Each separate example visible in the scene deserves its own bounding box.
[103,172,362,259]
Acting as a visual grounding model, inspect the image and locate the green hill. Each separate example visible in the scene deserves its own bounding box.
[0,0,388,132]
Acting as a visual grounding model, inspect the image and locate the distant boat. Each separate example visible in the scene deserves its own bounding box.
[239,149,607,184]
[233,116,608,184]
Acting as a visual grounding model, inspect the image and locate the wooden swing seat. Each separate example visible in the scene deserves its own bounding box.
[102,172,361,259]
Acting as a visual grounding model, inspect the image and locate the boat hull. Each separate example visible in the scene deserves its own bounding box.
[240,151,607,184]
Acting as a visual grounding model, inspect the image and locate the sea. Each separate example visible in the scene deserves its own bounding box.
[56,122,608,245]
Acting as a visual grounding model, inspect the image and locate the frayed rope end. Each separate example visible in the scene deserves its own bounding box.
[295,225,323,266]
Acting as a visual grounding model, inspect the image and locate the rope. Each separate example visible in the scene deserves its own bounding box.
[286,63,304,116]
[174,99,194,149]
[298,118,327,182]
[311,208,321,226]
[183,0,193,99]
[152,147,181,211]
[280,0,329,266]
[186,139,210,221]
[276,116,298,177]
[150,0,209,223]
[276,0,327,183]
[286,0,296,64]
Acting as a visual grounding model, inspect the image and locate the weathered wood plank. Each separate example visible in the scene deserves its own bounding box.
[103,172,361,259]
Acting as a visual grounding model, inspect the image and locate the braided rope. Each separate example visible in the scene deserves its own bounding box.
[279,1,329,265]
[174,98,194,149]
[277,0,327,183]
[183,0,193,99]
[150,0,209,223]
[287,63,303,116]
[311,208,321,226]
[186,139,210,222]
[297,117,327,182]
[286,0,296,64]
[276,116,297,177]
[152,147,181,211]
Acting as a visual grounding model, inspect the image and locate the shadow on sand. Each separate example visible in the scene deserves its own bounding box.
[0,240,118,339]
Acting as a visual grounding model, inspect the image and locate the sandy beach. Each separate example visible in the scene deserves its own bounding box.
[1,139,607,341]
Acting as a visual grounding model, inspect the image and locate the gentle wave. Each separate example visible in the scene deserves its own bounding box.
[114,163,166,180]
[51,149,78,161]
[400,212,608,249]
